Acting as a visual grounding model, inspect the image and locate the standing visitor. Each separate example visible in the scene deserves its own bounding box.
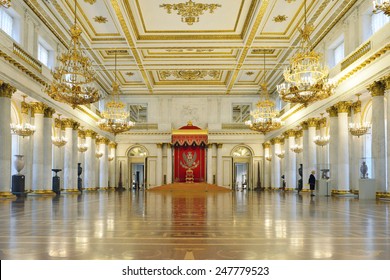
[308,170,316,196]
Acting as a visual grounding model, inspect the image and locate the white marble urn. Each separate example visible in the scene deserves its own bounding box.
[13,155,25,175]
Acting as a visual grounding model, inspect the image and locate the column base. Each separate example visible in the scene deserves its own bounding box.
[331,189,356,197]
[61,189,80,193]
[377,192,390,198]
[99,187,109,191]
[0,192,17,199]
[84,187,98,191]
[28,190,56,196]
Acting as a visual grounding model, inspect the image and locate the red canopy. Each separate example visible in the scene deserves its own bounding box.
[171,122,208,146]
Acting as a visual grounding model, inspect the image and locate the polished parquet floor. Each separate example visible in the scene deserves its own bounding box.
[1,189,389,260]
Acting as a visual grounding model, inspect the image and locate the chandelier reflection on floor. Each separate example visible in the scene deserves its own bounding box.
[246,53,283,134]
[277,0,336,106]
[97,51,134,135]
[1,0,11,8]
[10,95,36,137]
[45,0,100,109]
[373,1,390,16]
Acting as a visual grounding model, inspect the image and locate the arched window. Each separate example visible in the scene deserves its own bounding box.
[128,146,148,157]
[231,146,252,157]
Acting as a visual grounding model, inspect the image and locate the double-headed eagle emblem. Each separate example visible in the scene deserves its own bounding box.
[180,151,199,170]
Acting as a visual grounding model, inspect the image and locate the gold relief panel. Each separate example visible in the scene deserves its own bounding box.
[368,80,386,96]
[106,50,129,56]
[160,70,220,81]
[245,71,254,76]
[251,49,275,55]
[0,83,16,98]
[273,15,287,23]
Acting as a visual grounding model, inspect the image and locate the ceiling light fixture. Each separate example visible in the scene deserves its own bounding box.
[0,0,11,8]
[373,1,390,16]
[10,95,36,138]
[45,0,100,109]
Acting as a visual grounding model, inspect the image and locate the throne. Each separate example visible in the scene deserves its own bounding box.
[185,169,194,183]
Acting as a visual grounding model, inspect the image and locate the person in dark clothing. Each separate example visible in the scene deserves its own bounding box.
[308,171,316,196]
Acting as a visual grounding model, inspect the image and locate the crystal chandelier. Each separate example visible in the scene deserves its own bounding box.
[78,143,88,153]
[276,151,285,159]
[10,95,36,137]
[97,51,134,135]
[160,0,221,25]
[265,156,272,161]
[108,155,114,161]
[95,151,103,158]
[373,1,390,16]
[245,53,284,134]
[45,0,100,109]
[52,114,67,147]
[313,135,330,146]
[0,0,11,9]
[349,94,371,137]
[277,0,336,106]
[290,144,303,153]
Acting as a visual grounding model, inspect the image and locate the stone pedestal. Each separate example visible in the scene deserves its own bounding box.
[358,179,376,200]
[317,180,331,196]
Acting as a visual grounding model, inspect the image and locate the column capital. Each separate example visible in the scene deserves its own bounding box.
[295,129,303,138]
[262,142,271,149]
[54,118,62,128]
[335,101,352,114]
[72,121,80,130]
[96,137,110,145]
[31,102,47,115]
[21,100,30,115]
[270,137,283,145]
[383,75,390,90]
[85,129,97,138]
[326,105,338,117]
[0,82,16,98]
[368,80,386,96]
[306,117,318,128]
[78,129,86,138]
[109,142,117,149]
[62,118,74,129]
[352,100,361,114]
[217,143,223,149]
[44,107,55,118]
[300,120,308,130]
[318,117,327,128]
[156,143,163,149]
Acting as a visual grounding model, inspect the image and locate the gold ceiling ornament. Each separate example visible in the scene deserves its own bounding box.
[45,0,100,109]
[273,15,288,22]
[97,51,134,135]
[52,114,68,147]
[160,0,221,25]
[125,72,134,77]
[373,1,390,16]
[0,0,11,9]
[10,95,36,138]
[349,94,371,137]
[277,0,336,107]
[93,16,108,24]
[246,71,254,76]
[245,53,284,134]
[160,70,219,80]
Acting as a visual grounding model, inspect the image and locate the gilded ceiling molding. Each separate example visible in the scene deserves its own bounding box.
[273,15,287,23]
[245,71,254,76]
[0,82,16,98]
[226,0,269,94]
[251,49,275,54]
[93,16,108,24]
[159,0,221,26]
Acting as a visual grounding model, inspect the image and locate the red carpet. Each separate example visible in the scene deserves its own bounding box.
[148,182,231,192]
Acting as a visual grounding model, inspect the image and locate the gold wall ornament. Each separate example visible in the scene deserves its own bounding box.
[373,0,390,16]
[160,0,221,26]
[368,80,386,96]
[45,0,100,109]
[0,82,16,98]
[273,15,287,22]
[0,0,11,9]
[93,16,108,24]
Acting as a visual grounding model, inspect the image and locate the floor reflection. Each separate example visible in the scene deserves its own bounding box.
[0,190,389,260]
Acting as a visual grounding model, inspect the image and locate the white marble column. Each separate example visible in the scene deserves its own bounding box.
[351,99,363,191]
[301,121,309,190]
[84,130,96,190]
[77,130,87,190]
[207,143,213,184]
[156,143,163,186]
[295,130,304,188]
[271,138,281,189]
[262,143,271,189]
[108,142,116,188]
[98,137,109,190]
[0,83,16,197]
[43,107,55,193]
[326,106,339,191]
[369,81,386,193]
[385,78,390,192]
[335,101,351,192]
[63,119,74,191]
[285,130,296,189]
[31,102,46,193]
[166,143,173,184]
[216,144,223,186]
[72,122,80,192]
[307,118,317,180]
[20,100,33,192]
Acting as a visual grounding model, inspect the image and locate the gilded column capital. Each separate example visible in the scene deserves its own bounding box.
[307,118,318,128]
[21,100,30,115]
[96,136,109,145]
[109,142,117,149]
[72,121,80,130]
[156,143,163,149]
[102,137,110,145]
[0,83,16,98]
[54,118,62,128]
[78,129,86,138]
[300,121,308,130]
[318,117,327,128]
[326,106,338,117]
[207,143,213,148]
[85,129,97,138]
[217,143,223,149]
[368,80,386,96]
[383,75,390,90]
[295,129,303,138]
[44,107,55,118]
[262,142,271,149]
[270,137,282,145]
[335,101,352,114]
[352,100,361,114]
[31,102,47,115]
[62,118,74,129]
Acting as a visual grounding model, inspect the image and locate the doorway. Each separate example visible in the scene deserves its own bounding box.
[131,163,144,190]
[234,163,248,189]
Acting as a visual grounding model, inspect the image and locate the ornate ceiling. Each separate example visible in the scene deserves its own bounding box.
[26,0,356,96]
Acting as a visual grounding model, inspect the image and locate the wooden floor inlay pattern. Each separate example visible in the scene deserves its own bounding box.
[0,190,389,260]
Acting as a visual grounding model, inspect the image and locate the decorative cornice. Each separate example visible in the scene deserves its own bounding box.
[44,107,55,118]
[369,80,386,97]
[335,101,352,114]
[0,82,16,98]
[326,106,338,117]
